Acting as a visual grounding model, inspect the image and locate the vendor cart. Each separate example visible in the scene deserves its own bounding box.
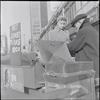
[1,40,96,99]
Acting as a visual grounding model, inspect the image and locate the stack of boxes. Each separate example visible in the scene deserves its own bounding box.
[36,40,96,99]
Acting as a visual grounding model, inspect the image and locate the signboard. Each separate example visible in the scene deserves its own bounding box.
[30,2,41,51]
[3,67,24,93]
[30,2,41,36]
[10,23,21,65]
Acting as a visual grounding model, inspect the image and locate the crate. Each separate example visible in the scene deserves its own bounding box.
[44,61,94,76]
[41,61,96,99]
[23,62,45,89]
[2,62,45,92]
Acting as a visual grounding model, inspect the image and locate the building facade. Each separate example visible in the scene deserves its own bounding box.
[42,1,99,40]
[30,1,48,52]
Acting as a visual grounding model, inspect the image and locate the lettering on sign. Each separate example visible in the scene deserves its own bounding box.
[10,23,21,53]
[11,46,20,53]
[10,31,21,39]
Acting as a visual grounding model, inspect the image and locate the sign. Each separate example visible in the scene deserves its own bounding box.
[30,2,41,36]
[10,23,21,65]
[30,2,41,51]
[3,67,24,93]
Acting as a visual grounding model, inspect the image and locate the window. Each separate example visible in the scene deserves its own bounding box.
[70,5,75,21]
[65,10,68,25]
[75,1,82,12]
[64,7,69,25]
[90,17,94,23]
[88,9,97,23]
[82,1,88,7]
[91,11,96,22]
[23,46,25,49]
[91,10,96,17]
[67,9,70,24]
[97,4,99,20]
[70,6,72,21]
[73,3,76,18]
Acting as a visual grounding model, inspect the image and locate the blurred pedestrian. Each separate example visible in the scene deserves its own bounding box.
[49,16,70,43]
[67,14,99,78]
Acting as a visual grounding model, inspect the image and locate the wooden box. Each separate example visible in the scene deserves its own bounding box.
[23,62,45,89]
[44,61,94,75]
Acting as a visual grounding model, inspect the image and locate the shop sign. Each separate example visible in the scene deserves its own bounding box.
[10,23,21,65]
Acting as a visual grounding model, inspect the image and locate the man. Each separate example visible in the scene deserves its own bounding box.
[49,16,70,43]
[67,14,99,78]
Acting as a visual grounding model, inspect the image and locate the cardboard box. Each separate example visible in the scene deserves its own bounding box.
[1,52,38,66]
[2,65,24,93]
[44,61,94,75]
[2,62,45,91]
[64,61,94,74]
[44,79,91,98]
[43,71,95,84]
[23,62,45,89]
[42,73,96,99]
[44,62,64,74]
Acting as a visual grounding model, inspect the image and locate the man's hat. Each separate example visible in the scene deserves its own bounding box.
[71,14,87,27]
[57,16,67,22]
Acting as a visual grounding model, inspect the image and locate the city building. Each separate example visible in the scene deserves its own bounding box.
[47,1,62,22]
[41,1,99,40]
[1,1,48,53]
[30,1,48,51]
[1,1,99,53]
